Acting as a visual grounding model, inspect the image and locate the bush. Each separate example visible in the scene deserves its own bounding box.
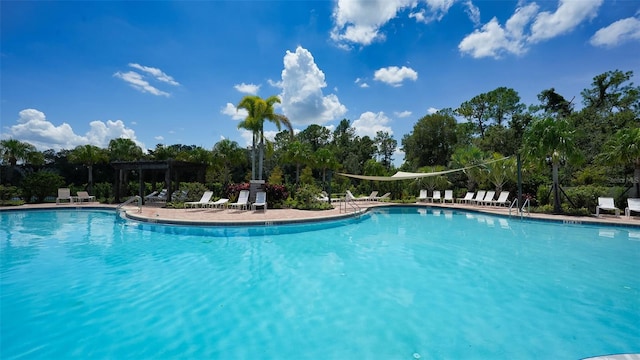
[293,184,333,210]
[20,171,64,203]
[0,185,23,206]
[265,183,289,208]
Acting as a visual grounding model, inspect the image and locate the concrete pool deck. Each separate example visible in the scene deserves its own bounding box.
[3,200,640,228]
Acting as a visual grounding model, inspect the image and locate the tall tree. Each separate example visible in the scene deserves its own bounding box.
[536,88,573,118]
[0,139,38,184]
[486,87,524,126]
[108,138,143,161]
[581,70,639,113]
[374,131,397,170]
[457,93,491,138]
[212,139,245,185]
[284,140,311,184]
[298,124,331,151]
[402,112,457,168]
[69,144,108,194]
[237,95,292,181]
[523,117,582,213]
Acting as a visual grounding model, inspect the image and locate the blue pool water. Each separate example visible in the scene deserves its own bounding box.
[1,207,639,359]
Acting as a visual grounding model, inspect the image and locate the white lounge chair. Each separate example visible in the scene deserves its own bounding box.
[596,197,620,217]
[374,192,391,201]
[361,191,378,201]
[432,190,441,203]
[56,188,73,204]
[252,191,267,212]
[471,191,485,205]
[480,191,496,206]
[491,191,511,207]
[457,192,474,204]
[75,191,96,203]
[228,190,250,211]
[144,191,159,201]
[443,190,454,203]
[316,191,329,202]
[345,190,358,202]
[626,198,640,218]
[208,198,229,210]
[417,189,428,202]
[185,191,213,209]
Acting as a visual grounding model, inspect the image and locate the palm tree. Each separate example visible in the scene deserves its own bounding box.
[0,139,38,184]
[284,140,311,184]
[483,153,517,193]
[597,127,640,197]
[69,144,108,194]
[237,95,293,180]
[108,138,143,161]
[212,139,245,185]
[450,146,486,191]
[523,117,581,213]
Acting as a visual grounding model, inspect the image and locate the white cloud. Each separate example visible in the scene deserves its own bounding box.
[590,16,640,47]
[529,0,603,43]
[114,71,170,97]
[331,0,413,46]
[409,0,455,24]
[221,102,248,121]
[355,78,370,88]
[1,109,144,151]
[277,46,347,125]
[427,107,439,114]
[114,63,179,96]
[394,110,412,118]
[374,66,418,87]
[352,111,393,138]
[155,135,164,141]
[238,129,254,147]
[128,63,180,86]
[464,0,481,27]
[459,0,602,59]
[458,3,537,58]
[331,0,456,47]
[234,83,261,94]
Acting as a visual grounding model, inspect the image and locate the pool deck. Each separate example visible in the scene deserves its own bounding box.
[3,200,640,227]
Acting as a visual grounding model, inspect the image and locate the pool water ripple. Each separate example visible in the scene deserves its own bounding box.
[1,208,639,359]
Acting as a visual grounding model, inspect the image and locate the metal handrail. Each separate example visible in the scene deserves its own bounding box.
[509,198,530,218]
[116,195,142,214]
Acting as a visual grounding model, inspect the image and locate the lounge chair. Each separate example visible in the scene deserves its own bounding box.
[208,198,229,210]
[75,191,96,203]
[56,188,73,204]
[596,197,620,217]
[443,190,454,204]
[492,191,510,207]
[626,198,640,218]
[345,190,358,202]
[417,189,428,202]
[374,192,391,201]
[147,189,168,203]
[479,191,496,206]
[361,191,378,201]
[316,191,329,202]
[471,190,486,205]
[457,192,474,204]
[185,191,213,209]
[431,190,441,203]
[252,191,267,212]
[228,190,249,211]
[171,190,189,202]
[144,191,159,201]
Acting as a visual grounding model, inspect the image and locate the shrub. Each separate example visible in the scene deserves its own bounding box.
[20,171,64,203]
[0,185,23,206]
[293,184,333,210]
[265,183,288,208]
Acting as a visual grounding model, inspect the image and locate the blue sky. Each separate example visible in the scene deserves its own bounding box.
[1,0,639,163]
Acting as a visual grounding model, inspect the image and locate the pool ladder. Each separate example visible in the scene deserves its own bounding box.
[116,195,142,214]
[339,194,362,215]
[509,198,530,218]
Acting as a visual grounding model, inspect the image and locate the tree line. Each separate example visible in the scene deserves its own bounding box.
[1,69,638,213]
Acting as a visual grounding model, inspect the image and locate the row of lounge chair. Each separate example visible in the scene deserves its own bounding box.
[56,188,96,204]
[184,190,267,212]
[145,189,188,203]
[418,190,511,207]
[596,197,640,218]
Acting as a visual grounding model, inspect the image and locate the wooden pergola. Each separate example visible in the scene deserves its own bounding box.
[111,160,207,204]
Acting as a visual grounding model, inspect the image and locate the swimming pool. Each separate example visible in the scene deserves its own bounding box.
[1,207,638,359]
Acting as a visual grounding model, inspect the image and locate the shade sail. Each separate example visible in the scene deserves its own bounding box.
[336,157,509,181]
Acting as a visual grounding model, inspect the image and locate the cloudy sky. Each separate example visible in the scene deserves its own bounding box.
[1,0,638,160]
